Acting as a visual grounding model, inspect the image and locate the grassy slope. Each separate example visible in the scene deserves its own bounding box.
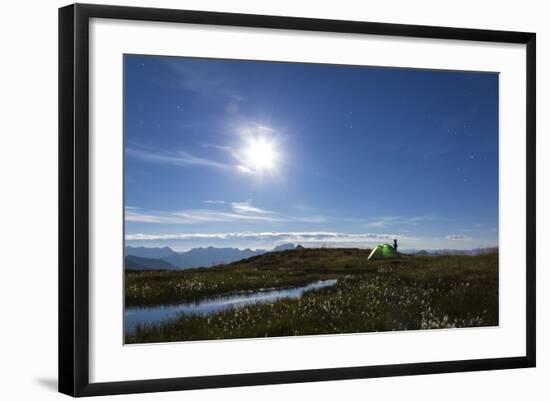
[125,248,498,343]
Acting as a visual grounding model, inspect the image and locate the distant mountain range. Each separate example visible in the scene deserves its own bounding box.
[125,243,299,270]
[271,243,297,252]
[125,255,177,271]
[124,246,177,259]
[162,247,265,269]
[407,247,498,256]
[124,244,498,270]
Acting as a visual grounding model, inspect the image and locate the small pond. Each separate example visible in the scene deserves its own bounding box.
[125,279,337,333]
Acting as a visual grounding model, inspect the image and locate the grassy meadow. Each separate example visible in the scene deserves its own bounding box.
[125,248,498,344]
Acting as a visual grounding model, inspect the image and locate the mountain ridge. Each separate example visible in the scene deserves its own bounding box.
[125,243,300,270]
[125,255,177,270]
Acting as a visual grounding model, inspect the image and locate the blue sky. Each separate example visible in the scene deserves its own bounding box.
[124,55,499,251]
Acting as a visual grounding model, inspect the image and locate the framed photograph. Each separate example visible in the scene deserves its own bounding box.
[59,3,536,397]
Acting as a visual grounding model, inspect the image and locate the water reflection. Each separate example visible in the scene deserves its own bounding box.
[125,279,337,333]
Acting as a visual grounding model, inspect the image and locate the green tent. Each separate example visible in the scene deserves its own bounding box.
[367,243,399,260]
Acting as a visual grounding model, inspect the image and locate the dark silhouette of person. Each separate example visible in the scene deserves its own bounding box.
[393,239,398,251]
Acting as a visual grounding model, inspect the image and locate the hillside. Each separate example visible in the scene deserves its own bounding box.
[124,246,177,259]
[125,255,177,270]
[163,246,265,269]
[126,247,498,305]
[125,247,499,343]
[124,243,302,270]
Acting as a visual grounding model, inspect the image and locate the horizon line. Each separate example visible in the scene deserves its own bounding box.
[125,243,500,252]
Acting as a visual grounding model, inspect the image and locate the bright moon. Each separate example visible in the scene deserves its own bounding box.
[242,137,278,173]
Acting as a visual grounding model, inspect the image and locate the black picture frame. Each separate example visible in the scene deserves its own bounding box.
[59,3,536,397]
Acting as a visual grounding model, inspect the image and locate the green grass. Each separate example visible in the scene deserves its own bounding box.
[125,248,498,344]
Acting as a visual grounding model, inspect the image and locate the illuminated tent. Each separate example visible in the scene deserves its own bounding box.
[367,244,400,260]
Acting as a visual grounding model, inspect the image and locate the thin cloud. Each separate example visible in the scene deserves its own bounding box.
[126,208,282,224]
[365,215,444,228]
[124,209,185,224]
[237,165,255,174]
[127,140,271,177]
[175,210,281,223]
[365,220,388,228]
[446,234,472,240]
[128,120,284,177]
[167,61,245,102]
[125,201,326,225]
[125,231,420,243]
[231,200,273,214]
[126,147,231,170]
[296,215,327,223]
[200,143,240,158]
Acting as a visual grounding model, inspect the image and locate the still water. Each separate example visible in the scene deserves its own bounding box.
[125,279,337,333]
